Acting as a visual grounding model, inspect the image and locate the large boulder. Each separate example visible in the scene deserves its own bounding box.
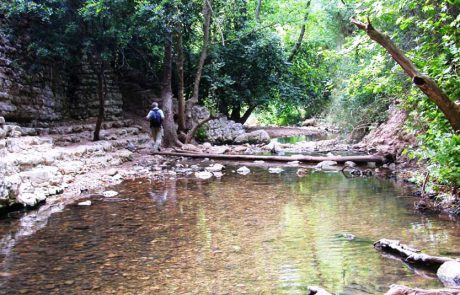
[204,116,245,144]
[437,260,460,287]
[302,118,316,127]
[315,160,338,171]
[234,130,270,145]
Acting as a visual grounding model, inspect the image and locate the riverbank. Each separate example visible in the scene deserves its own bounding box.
[0,114,457,216]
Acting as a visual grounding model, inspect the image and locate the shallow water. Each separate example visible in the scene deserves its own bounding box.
[272,134,335,144]
[1,167,459,294]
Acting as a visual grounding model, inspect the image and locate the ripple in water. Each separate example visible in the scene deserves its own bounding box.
[0,167,459,294]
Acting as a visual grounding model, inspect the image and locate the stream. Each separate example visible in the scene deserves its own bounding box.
[0,167,459,294]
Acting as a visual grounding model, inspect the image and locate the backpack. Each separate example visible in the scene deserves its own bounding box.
[149,109,163,127]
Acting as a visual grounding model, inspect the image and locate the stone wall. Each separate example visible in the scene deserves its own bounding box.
[0,23,124,124]
[69,61,123,121]
[0,29,67,123]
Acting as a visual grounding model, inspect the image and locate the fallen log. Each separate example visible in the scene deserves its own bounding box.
[374,239,454,269]
[385,284,460,295]
[153,152,386,165]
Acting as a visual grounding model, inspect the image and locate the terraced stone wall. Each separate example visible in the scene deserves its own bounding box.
[0,20,123,124]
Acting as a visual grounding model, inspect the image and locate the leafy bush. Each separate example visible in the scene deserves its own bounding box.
[195,126,208,143]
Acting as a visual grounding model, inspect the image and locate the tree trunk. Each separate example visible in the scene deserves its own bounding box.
[92,59,106,142]
[240,105,256,124]
[175,30,186,132]
[230,105,255,124]
[230,104,242,122]
[255,0,262,22]
[185,0,212,128]
[385,285,460,295]
[161,33,180,147]
[288,0,311,62]
[351,18,460,132]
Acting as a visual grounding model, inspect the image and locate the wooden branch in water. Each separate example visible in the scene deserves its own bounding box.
[385,284,460,295]
[307,286,332,295]
[153,152,386,164]
[374,239,454,269]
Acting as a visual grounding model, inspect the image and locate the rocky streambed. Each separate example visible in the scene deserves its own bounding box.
[1,164,459,294]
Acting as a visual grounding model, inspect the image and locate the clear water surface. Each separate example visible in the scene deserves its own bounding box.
[0,167,459,294]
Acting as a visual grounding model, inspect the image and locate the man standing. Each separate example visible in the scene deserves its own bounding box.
[146,102,164,151]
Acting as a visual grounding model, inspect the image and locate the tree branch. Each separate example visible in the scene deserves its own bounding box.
[288,0,311,62]
[190,0,212,104]
[351,17,460,132]
[255,0,262,22]
[185,115,216,144]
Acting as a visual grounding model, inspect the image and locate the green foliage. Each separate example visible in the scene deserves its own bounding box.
[196,126,207,142]
[202,29,288,121]
[334,0,460,187]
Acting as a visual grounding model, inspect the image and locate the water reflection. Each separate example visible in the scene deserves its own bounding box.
[272,134,335,144]
[0,168,459,294]
[148,180,178,209]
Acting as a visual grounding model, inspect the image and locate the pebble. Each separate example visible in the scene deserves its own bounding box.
[102,191,119,197]
[107,169,118,176]
[78,200,91,206]
[212,172,224,178]
[195,171,213,180]
[268,167,284,174]
[237,166,250,175]
[205,163,225,172]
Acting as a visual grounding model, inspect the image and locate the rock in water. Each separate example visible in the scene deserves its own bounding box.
[205,164,225,172]
[315,160,338,171]
[344,161,357,167]
[78,200,91,206]
[195,171,213,180]
[268,167,284,174]
[296,168,308,177]
[237,166,250,175]
[437,260,460,287]
[212,172,223,178]
[234,130,271,145]
[102,191,119,198]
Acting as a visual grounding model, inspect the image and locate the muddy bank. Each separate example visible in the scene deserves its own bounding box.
[353,105,459,215]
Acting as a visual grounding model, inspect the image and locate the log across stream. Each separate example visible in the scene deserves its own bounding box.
[154,151,387,165]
